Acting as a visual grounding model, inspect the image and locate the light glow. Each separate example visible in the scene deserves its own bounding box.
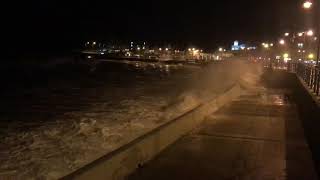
[308,53,314,59]
[303,1,312,9]
[307,30,314,36]
[262,43,269,49]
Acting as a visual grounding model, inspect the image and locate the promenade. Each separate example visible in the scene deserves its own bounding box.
[129,71,319,180]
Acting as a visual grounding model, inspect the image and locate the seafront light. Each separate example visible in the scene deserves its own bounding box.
[279,39,285,45]
[308,53,314,59]
[263,43,269,49]
[307,30,314,36]
[303,1,313,9]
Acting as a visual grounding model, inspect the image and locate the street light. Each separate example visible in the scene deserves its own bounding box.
[285,33,290,36]
[279,39,285,45]
[283,53,289,58]
[303,1,313,9]
[307,29,314,36]
[308,53,315,59]
[283,53,290,63]
[302,1,319,65]
[263,44,269,49]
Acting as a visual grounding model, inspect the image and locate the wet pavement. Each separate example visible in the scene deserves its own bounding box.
[129,80,318,180]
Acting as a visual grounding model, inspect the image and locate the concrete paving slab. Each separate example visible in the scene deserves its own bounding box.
[130,135,285,180]
[197,115,285,142]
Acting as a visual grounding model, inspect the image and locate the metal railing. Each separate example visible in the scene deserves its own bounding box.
[288,62,320,96]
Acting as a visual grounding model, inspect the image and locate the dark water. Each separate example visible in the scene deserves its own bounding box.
[0,59,255,179]
[0,60,204,179]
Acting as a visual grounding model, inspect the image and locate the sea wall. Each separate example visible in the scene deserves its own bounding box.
[62,83,245,180]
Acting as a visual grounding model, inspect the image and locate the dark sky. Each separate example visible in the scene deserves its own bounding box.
[4,0,304,56]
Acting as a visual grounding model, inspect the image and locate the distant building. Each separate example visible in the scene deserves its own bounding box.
[231,41,246,51]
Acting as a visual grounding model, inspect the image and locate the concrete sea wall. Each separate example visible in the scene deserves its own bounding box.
[62,83,245,180]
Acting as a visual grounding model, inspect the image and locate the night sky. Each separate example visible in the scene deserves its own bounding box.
[4,0,305,56]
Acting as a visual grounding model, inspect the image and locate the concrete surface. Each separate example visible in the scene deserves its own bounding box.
[129,80,318,180]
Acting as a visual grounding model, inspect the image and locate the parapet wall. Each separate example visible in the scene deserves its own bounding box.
[62,83,245,180]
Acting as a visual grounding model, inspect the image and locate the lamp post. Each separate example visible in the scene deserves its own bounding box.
[317,9,320,66]
[262,43,273,69]
[303,0,319,65]
[303,0,320,94]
